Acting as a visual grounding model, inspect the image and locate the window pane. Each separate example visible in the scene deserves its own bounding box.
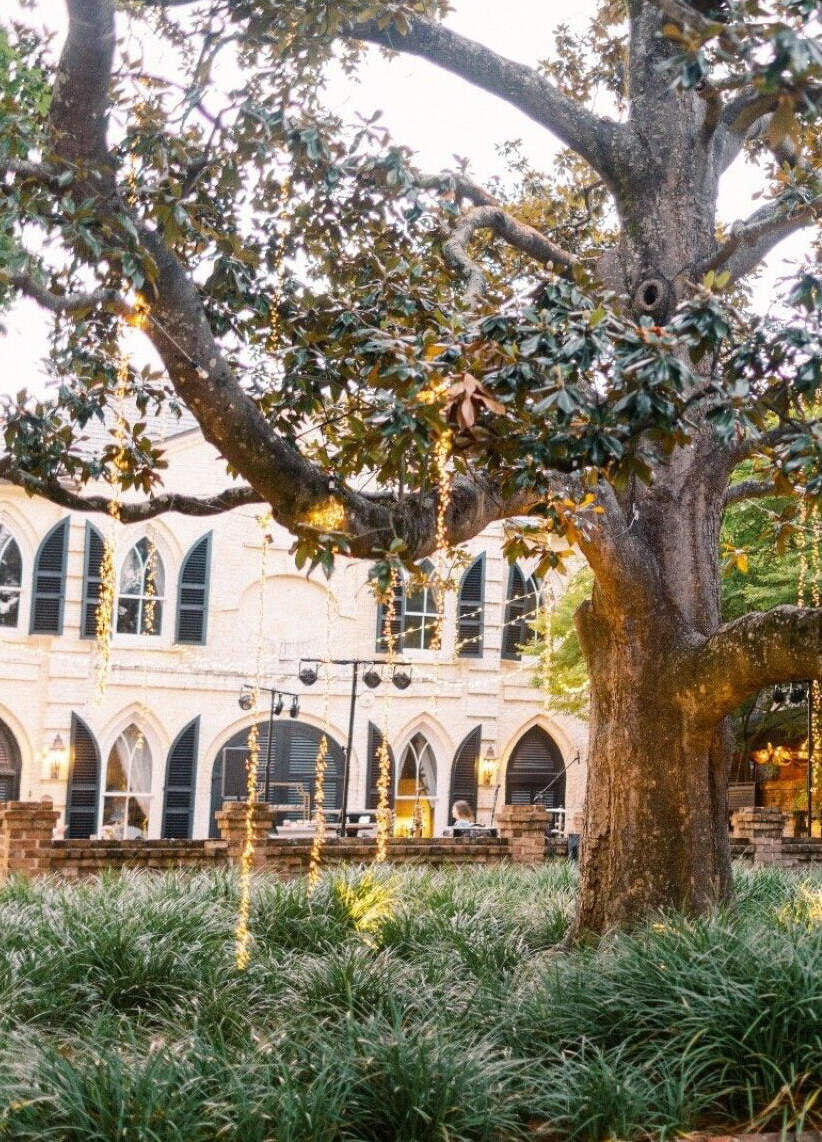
[0,588,19,627]
[146,549,165,596]
[403,615,423,649]
[140,599,162,636]
[0,530,22,587]
[105,744,128,792]
[116,596,140,634]
[119,546,144,594]
[129,739,152,794]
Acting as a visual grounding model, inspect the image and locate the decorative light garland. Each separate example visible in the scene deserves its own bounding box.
[374,566,399,863]
[235,512,272,971]
[810,502,821,824]
[307,591,333,895]
[94,345,129,703]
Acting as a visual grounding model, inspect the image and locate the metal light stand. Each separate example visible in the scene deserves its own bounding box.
[298,657,413,833]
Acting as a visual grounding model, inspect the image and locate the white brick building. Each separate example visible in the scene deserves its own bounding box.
[0,420,587,841]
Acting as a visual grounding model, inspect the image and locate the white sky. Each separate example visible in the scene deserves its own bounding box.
[1,0,813,397]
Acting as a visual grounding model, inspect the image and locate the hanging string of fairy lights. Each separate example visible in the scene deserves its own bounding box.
[307,591,333,894]
[374,566,400,863]
[94,347,129,704]
[235,512,272,972]
[797,496,821,829]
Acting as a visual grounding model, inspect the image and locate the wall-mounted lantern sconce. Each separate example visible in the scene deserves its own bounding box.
[478,743,499,787]
[43,733,69,782]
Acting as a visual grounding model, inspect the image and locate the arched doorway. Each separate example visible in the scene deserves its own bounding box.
[506,726,565,815]
[395,733,437,837]
[210,720,344,836]
[0,719,21,802]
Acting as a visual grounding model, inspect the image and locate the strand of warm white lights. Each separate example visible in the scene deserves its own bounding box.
[235,513,271,971]
[308,592,334,894]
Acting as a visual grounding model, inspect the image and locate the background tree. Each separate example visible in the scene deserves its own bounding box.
[1,0,821,932]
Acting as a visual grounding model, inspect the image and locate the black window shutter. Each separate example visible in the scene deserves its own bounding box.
[162,718,200,838]
[457,555,485,657]
[81,523,105,639]
[176,534,212,645]
[365,722,395,811]
[376,576,405,653]
[449,725,482,814]
[66,714,100,838]
[501,565,527,659]
[30,518,69,635]
[505,726,565,807]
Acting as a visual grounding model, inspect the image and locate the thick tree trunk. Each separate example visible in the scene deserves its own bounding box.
[573,433,736,934]
[574,604,733,933]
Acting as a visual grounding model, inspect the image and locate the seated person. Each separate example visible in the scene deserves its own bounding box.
[451,800,476,830]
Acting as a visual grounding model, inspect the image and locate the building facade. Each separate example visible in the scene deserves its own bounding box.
[0,422,587,841]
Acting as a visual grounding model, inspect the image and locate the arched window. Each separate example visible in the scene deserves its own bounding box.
[505,726,565,808]
[395,732,437,837]
[0,525,23,629]
[376,561,439,652]
[102,726,153,838]
[501,564,540,660]
[457,555,485,657]
[0,719,22,802]
[117,539,165,635]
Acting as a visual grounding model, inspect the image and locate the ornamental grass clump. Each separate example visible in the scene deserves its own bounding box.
[0,863,818,1140]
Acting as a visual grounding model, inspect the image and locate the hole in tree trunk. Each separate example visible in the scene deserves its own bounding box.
[634,277,668,316]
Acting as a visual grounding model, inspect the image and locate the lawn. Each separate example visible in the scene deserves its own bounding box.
[0,863,819,1141]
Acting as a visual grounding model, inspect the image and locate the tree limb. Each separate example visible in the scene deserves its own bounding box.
[0,464,264,520]
[345,13,621,181]
[442,204,580,300]
[687,605,822,724]
[8,270,130,316]
[720,85,822,172]
[723,479,780,508]
[700,194,822,281]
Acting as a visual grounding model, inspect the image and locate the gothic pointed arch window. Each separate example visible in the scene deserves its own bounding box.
[0,719,21,802]
[395,732,437,837]
[0,524,23,628]
[501,564,540,660]
[102,725,154,838]
[117,538,165,635]
[30,518,69,634]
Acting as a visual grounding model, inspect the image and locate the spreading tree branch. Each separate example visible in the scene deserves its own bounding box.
[38,0,547,562]
[0,463,264,520]
[442,204,580,300]
[344,13,621,181]
[7,270,130,316]
[700,194,822,281]
[722,479,781,508]
[688,605,822,723]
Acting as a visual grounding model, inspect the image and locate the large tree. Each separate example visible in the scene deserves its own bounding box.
[1,0,821,931]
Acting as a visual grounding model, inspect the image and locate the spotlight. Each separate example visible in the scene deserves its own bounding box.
[289,695,300,719]
[238,688,254,711]
[391,667,412,691]
[274,694,284,716]
[299,663,318,686]
[362,665,382,689]
[790,682,807,705]
[772,684,789,707]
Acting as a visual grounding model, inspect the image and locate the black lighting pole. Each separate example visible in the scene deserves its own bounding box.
[298,658,413,833]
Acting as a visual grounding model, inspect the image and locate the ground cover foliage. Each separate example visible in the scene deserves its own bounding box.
[0,863,818,1141]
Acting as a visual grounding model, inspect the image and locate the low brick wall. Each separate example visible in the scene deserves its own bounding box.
[262,836,509,876]
[0,801,512,880]
[48,838,227,878]
[730,807,822,867]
